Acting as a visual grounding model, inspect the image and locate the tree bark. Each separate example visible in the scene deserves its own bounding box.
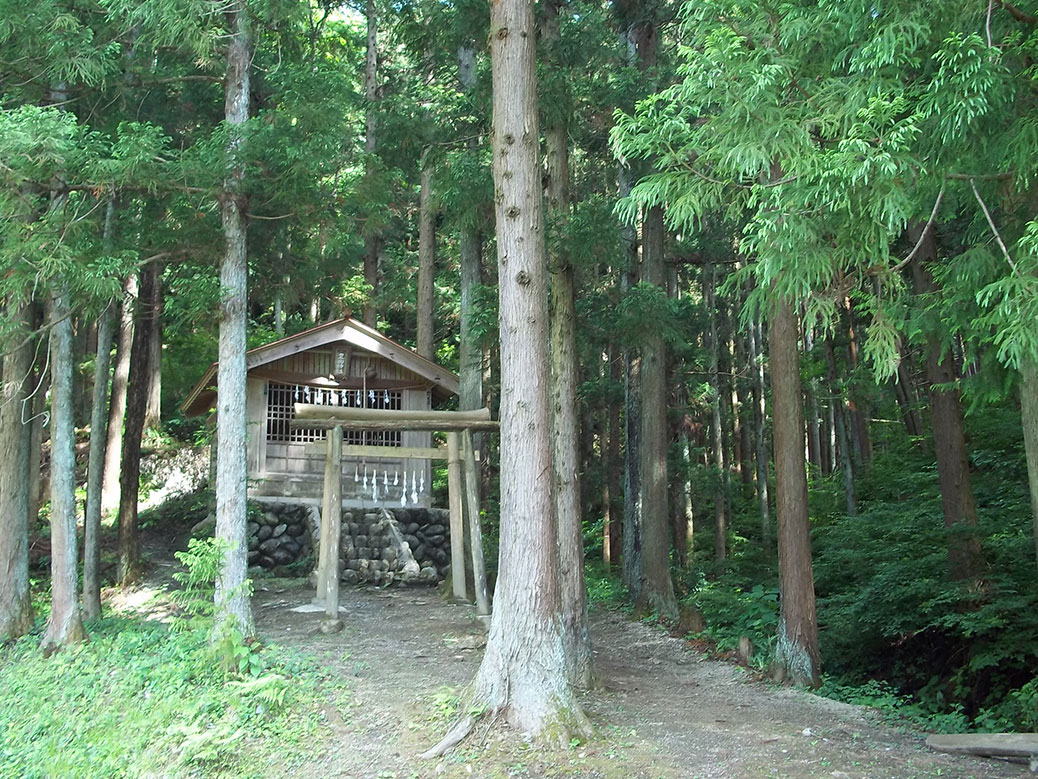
[1019,357,1038,576]
[705,265,728,562]
[603,345,623,565]
[909,225,983,583]
[543,0,593,689]
[458,0,590,739]
[747,300,771,545]
[117,263,156,585]
[214,1,256,639]
[416,150,436,361]
[636,204,678,620]
[824,338,857,516]
[768,298,820,687]
[619,169,642,598]
[101,273,137,513]
[0,300,34,639]
[143,266,163,430]
[41,283,87,651]
[361,0,380,327]
[82,301,114,618]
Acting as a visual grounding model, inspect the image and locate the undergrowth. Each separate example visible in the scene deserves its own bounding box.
[0,538,345,778]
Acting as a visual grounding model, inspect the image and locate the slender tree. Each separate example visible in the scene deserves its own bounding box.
[101,274,137,513]
[213,0,256,638]
[117,263,157,585]
[416,149,436,361]
[83,198,118,618]
[42,280,88,651]
[542,0,593,688]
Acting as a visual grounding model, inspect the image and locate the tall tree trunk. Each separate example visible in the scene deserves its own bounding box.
[543,0,593,690]
[619,169,641,597]
[747,302,771,545]
[361,0,380,327]
[117,264,156,585]
[706,265,728,562]
[416,150,436,361]
[143,267,163,430]
[1019,357,1038,576]
[768,297,820,687]
[0,301,34,639]
[101,273,137,513]
[909,226,983,583]
[42,282,87,651]
[214,1,256,638]
[602,346,622,564]
[451,0,590,741]
[636,204,678,620]
[83,199,118,619]
[895,343,924,437]
[824,337,858,516]
[457,42,484,417]
[843,302,872,471]
[734,325,755,490]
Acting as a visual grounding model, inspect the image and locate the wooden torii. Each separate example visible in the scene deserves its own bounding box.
[291,405,498,631]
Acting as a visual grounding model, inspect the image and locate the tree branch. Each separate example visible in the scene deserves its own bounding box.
[1001,0,1038,23]
[889,186,945,274]
[970,177,1020,275]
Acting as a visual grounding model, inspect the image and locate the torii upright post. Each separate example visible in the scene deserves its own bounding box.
[446,431,467,601]
[319,425,343,633]
[461,428,490,616]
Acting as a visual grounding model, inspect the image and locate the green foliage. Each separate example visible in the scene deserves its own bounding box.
[811,413,1038,730]
[0,617,333,777]
[682,579,779,668]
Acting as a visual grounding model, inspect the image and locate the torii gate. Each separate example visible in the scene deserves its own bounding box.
[291,404,498,632]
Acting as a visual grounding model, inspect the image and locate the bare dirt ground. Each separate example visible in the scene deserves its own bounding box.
[248,579,1031,779]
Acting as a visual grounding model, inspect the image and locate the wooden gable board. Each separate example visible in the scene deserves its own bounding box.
[180,317,458,416]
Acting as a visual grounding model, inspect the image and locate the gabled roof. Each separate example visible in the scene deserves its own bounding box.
[181,317,460,416]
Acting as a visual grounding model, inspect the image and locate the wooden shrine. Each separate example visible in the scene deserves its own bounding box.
[295,405,498,628]
[181,316,459,508]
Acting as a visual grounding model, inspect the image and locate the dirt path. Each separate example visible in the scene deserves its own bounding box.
[251,580,1030,779]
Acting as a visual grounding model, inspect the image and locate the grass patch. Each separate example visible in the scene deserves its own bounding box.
[0,616,344,777]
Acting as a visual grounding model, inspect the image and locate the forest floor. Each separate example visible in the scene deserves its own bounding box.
[233,575,1030,779]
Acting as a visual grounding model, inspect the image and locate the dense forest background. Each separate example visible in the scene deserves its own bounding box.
[1,0,1037,745]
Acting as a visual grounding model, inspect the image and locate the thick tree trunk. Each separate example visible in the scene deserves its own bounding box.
[636,205,678,620]
[143,267,163,430]
[909,226,983,582]
[101,274,137,513]
[117,264,156,585]
[1019,357,1038,576]
[457,0,589,740]
[42,283,87,651]
[0,301,34,639]
[214,2,256,639]
[768,298,820,687]
[362,0,380,327]
[416,151,436,361]
[83,299,115,618]
[543,0,593,688]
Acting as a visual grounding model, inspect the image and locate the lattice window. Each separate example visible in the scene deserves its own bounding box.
[265,382,402,446]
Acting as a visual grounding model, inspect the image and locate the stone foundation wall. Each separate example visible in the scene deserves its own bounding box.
[233,502,451,586]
